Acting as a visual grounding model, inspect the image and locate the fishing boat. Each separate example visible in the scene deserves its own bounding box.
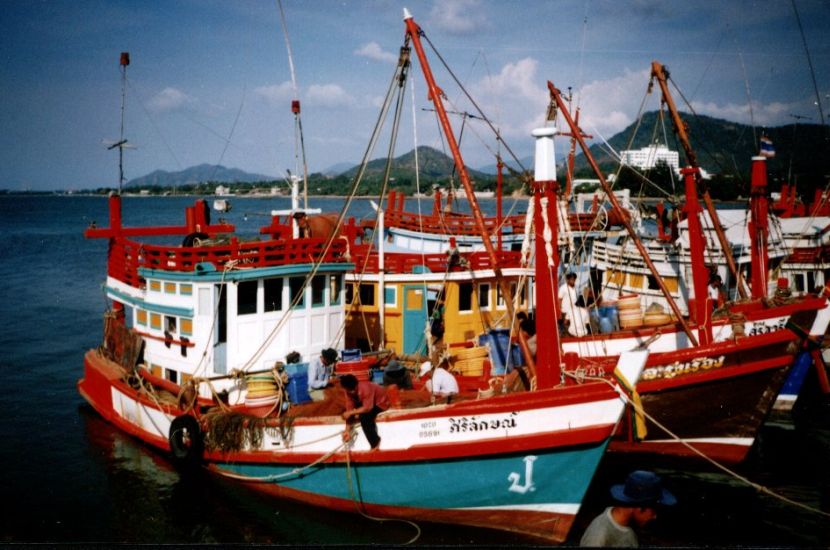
[77,22,646,544]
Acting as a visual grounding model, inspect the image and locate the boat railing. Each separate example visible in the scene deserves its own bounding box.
[109,235,347,287]
[383,209,524,235]
[350,249,525,274]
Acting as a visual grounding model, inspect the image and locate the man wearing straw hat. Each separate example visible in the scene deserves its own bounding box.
[580,470,676,547]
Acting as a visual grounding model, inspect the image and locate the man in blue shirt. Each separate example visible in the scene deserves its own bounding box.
[308,348,338,401]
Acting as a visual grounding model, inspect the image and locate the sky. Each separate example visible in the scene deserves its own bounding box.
[1,0,829,191]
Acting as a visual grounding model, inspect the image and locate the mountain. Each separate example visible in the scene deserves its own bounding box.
[322,162,355,176]
[574,111,830,186]
[126,164,272,188]
[477,156,534,175]
[339,145,491,181]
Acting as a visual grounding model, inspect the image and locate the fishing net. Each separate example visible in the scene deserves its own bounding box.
[202,409,291,452]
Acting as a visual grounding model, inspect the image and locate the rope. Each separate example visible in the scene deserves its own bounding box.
[565,370,830,519]
[344,446,422,545]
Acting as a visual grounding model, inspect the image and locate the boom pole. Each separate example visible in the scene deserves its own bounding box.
[547,81,698,346]
[403,12,512,317]
[650,61,748,299]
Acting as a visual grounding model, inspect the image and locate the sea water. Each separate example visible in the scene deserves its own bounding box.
[0,194,827,545]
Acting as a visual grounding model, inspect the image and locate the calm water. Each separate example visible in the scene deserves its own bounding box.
[0,194,828,546]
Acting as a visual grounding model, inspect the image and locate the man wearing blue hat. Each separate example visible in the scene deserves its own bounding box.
[580,470,676,547]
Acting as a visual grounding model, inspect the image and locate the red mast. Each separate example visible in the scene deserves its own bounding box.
[748,156,770,299]
[403,12,514,314]
[681,167,712,343]
[530,128,563,387]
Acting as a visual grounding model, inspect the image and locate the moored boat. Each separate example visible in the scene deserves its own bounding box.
[77,26,647,544]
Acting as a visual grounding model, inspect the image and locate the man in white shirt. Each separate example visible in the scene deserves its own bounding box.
[559,272,589,337]
[418,360,459,401]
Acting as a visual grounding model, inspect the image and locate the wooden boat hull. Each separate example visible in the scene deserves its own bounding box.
[78,348,641,543]
[608,331,795,463]
[209,444,606,543]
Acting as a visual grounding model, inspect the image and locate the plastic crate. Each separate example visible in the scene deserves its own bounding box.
[284,362,308,376]
[341,348,362,362]
[287,372,311,404]
[478,328,524,375]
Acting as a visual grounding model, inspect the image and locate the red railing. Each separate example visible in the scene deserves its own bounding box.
[350,249,525,275]
[109,236,348,288]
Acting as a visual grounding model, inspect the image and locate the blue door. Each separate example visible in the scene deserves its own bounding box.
[402,285,428,355]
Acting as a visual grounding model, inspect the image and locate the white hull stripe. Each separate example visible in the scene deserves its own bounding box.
[646,437,754,447]
[454,503,580,515]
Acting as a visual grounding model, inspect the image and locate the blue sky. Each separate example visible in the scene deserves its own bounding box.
[2,0,828,191]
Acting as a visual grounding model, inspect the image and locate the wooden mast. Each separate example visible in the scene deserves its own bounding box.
[402,12,505,286]
[650,61,748,299]
[403,10,538,378]
[547,81,699,345]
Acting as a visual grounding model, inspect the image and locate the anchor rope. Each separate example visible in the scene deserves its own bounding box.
[567,370,830,519]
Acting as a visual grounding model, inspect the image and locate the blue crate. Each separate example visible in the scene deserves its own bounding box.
[284,362,308,376]
[287,372,311,404]
[371,369,384,385]
[478,328,525,375]
[341,348,362,362]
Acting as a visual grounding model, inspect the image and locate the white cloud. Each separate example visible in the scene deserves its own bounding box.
[355,42,397,63]
[146,87,195,113]
[254,81,295,106]
[305,84,354,108]
[690,99,796,127]
[465,57,549,139]
[428,0,488,35]
[575,69,651,138]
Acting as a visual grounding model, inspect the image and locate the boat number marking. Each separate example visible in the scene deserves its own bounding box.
[746,319,786,336]
[641,355,725,381]
[419,420,440,439]
[508,456,537,494]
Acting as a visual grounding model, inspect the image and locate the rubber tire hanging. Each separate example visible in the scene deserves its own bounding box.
[168,415,203,463]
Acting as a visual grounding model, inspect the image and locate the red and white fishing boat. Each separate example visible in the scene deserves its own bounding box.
[77,18,647,544]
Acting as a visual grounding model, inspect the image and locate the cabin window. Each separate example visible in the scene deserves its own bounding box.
[794,273,805,293]
[289,276,306,308]
[458,283,474,312]
[346,283,355,305]
[150,312,161,330]
[478,283,491,309]
[180,283,193,296]
[607,270,624,286]
[150,280,161,292]
[136,309,147,326]
[264,278,283,312]
[498,282,521,307]
[359,283,376,306]
[180,318,193,336]
[663,276,679,293]
[808,272,816,293]
[311,275,326,307]
[384,285,397,308]
[646,275,660,291]
[627,273,644,290]
[165,316,177,333]
[164,282,176,294]
[330,275,342,305]
[164,368,178,384]
[237,280,258,315]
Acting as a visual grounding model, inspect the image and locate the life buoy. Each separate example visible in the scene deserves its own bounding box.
[168,415,203,463]
[182,232,209,247]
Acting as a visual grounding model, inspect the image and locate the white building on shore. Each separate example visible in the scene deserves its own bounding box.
[620,143,680,171]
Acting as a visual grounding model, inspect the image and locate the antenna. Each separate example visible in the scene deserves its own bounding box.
[277,0,309,209]
[116,52,130,193]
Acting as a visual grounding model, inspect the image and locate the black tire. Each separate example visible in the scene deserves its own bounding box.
[168,415,203,463]
[182,232,209,247]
